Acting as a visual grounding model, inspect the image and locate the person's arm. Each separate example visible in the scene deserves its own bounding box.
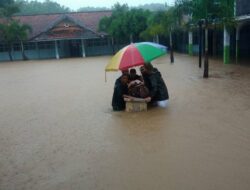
[148,75,158,99]
[144,97,151,102]
[143,75,157,102]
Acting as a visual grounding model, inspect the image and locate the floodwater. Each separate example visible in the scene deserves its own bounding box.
[0,54,250,190]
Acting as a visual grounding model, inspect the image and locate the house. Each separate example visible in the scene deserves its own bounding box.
[0,11,113,61]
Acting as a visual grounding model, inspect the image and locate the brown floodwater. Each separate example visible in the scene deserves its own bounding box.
[0,54,250,190]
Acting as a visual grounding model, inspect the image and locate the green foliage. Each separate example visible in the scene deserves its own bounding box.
[134,3,167,11]
[140,11,166,39]
[218,0,235,28]
[0,0,31,43]
[98,3,150,42]
[0,0,19,17]
[192,0,235,24]
[139,29,152,41]
[77,7,109,12]
[0,20,32,60]
[142,6,182,39]
[0,20,31,43]
[161,7,179,33]
[175,0,193,24]
[0,0,32,60]
[142,0,235,35]
[15,0,70,15]
[0,0,15,8]
[99,16,111,32]
[126,8,150,40]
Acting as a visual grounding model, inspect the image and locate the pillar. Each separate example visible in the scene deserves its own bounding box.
[36,42,40,59]
[236,26,240,64]
[223,25,230,64]
[55,40,59,59]
[188,31,193,55]
[170,30,174,63]
[203,19,209,78]
[81,39,86,57]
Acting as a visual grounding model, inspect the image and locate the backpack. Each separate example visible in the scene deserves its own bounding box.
[128,81,149,98]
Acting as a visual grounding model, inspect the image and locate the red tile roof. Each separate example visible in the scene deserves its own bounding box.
[11,11,112,41]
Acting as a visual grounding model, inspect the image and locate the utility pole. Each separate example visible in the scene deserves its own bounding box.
[198,20,203,68]
[170,28,174,63]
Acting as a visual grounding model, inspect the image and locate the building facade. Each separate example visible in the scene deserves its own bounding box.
[0,11,115,61]
[169,0,250,64]
[236,0,250,62]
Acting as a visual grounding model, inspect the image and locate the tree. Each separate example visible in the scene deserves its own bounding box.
[174,0,193,27]
[0,21,16,60]
[0,0,19,18]
[124,8,150,42]
[15,0,70,15]
[191,0,235,66]
[15,22,32,60]
[0,0,32,61]
[135,3,167,11]
[77,7,109,12]
[140,11,165,41]
[0,20,31,60]
[191,0,235,24]
[98,3,150,43]
[0,0,19,61]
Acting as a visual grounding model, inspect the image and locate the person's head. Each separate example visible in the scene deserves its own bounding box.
[121,69,129,75]
[130,68,136,74]
[140,66,146,75]
[144,62,154,73]
[120,74,129,85]
[129,68,137,77]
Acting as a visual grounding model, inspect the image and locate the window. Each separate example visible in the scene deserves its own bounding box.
[86,38,108,47]
[38,41,54,49]
[13,43,21,51]
[24,43,36,50]
[0,44,8,52]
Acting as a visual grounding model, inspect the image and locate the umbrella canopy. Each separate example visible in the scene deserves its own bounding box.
[105,42,167,71]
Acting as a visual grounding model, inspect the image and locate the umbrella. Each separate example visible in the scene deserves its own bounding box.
[105,42,167,72]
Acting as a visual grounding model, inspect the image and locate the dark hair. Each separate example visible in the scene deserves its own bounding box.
[140,66,145,72]
[130,68,136,74]
[121,73,129,78]
[144,62,154,71]
[121,69,129,74]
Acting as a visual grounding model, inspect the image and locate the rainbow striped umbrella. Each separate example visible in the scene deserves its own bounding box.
[105,42,167,71]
